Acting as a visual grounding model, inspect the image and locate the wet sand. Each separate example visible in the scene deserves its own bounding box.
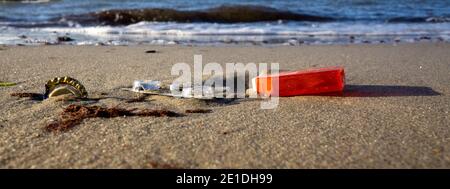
[0,43,449,168]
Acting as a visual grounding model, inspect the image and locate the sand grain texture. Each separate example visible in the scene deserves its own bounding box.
[0,43,449,168]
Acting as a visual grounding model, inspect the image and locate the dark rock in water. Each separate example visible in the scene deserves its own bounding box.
[18,35,27,39]
[145,50,157,53]
[57,36,74,42]
[349,35,355,43]
[67,5,333,26]
[419,36,431,40]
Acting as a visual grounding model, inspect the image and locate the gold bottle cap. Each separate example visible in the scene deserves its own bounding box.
[44,77,88,99]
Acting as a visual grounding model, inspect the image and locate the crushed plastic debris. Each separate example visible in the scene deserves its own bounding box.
[170,84,230,99]
[169,81,232,98]
[124,81,230,99]
[132,80,161,92]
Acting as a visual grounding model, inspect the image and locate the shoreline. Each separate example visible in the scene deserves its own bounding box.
[0,34,448,46]
[0,43,449,168]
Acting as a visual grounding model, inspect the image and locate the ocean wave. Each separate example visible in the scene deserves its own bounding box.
[40,21,450,36]
[0,0,53,3]
[61,5,333,26]
[388,16,450,23]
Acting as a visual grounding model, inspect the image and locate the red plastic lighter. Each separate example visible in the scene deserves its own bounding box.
[252,67,345,97]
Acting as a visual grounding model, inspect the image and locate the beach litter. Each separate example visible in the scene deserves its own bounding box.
[169,84,230,99]
[132,80,161,91]
[252,66,345,97]
[123,66,345,99]
[44,77,88,99]
[10,77,88,101]
[123,80,230,99]
[45,104,181,132]
[123,80,170,96]
[0,81,17,87]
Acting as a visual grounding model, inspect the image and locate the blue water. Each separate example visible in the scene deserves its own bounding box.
[1,0,450,45]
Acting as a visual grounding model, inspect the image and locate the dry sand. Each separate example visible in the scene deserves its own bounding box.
[0,43,449,168]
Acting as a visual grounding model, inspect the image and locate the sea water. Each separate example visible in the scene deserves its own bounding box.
[1,0,449,45]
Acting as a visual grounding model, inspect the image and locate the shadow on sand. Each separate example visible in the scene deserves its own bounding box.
[329,85,441,97]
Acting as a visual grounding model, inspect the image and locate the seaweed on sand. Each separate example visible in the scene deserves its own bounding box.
[45,104,181,132]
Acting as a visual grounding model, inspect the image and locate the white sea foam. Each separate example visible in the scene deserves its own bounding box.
[2,21,450,45]
[40,21,450,36]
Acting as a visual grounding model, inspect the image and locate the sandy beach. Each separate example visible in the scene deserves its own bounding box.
[0,43,449,168]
